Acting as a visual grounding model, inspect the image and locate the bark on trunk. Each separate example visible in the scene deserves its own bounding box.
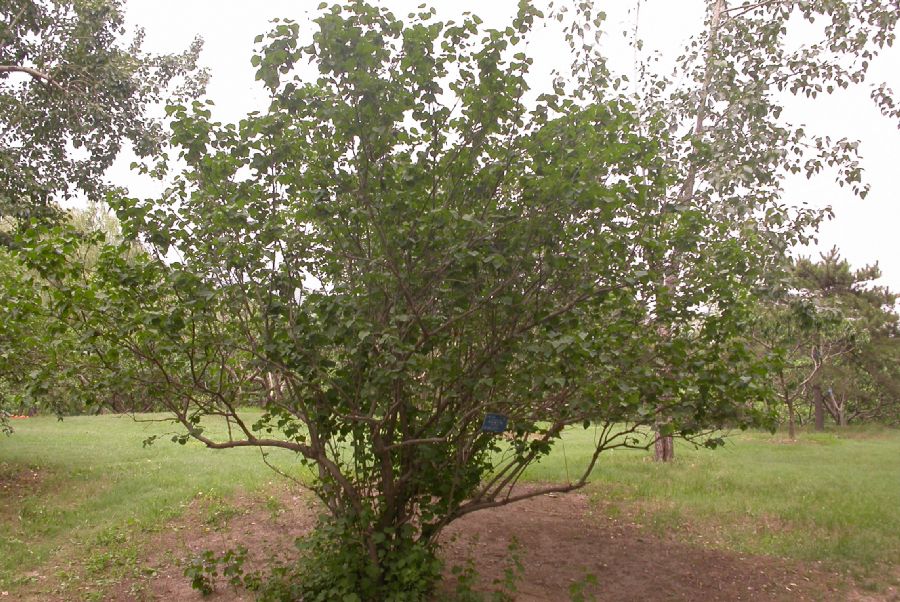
[654,432,675,462]
[813,384,825,431]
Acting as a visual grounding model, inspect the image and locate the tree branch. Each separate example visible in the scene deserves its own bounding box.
[0,65,65,91]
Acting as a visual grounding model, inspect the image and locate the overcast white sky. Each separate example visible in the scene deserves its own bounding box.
[112,0,900,293]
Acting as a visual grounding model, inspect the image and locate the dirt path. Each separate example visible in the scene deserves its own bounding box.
[439,489,845,601]
[15,484,882,601]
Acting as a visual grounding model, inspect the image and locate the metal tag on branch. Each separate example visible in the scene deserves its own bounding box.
[481,413,509,434]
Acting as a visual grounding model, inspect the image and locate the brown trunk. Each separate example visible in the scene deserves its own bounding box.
[654,432,675,462]
[787,400,796,440]
[813,384,825,431]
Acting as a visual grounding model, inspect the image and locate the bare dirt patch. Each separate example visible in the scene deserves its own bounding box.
[439,487,848,601]
[21,484,883,601]
[109,486,320,602]
[0,462,44,508]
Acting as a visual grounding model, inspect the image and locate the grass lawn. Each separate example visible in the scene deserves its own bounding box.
[1,414,898,596]
[0,413,305,595]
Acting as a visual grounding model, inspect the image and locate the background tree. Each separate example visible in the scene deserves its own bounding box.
[751,291,850,439]
[603,0,900,456]
[792,249,900,427]
[0,0,206,231]
[0,205,160,427]
[750,249,899,436]
[0,0,205,432]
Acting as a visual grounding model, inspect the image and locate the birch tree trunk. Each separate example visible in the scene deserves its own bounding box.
[654,0,726,462]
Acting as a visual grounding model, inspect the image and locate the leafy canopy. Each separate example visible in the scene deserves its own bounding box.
[0,0,205,224]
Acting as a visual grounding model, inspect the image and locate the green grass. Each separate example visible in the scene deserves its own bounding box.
[0,412,305,594]
[1,415,898,596]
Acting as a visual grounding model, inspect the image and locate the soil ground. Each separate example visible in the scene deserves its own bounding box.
[0,462,43,505]
[12,484,895,602]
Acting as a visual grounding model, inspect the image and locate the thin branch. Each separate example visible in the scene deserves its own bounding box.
[723,0,790,19]
[384,437,447,451]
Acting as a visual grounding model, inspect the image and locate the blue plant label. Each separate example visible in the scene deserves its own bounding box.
[481,413,509,433]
